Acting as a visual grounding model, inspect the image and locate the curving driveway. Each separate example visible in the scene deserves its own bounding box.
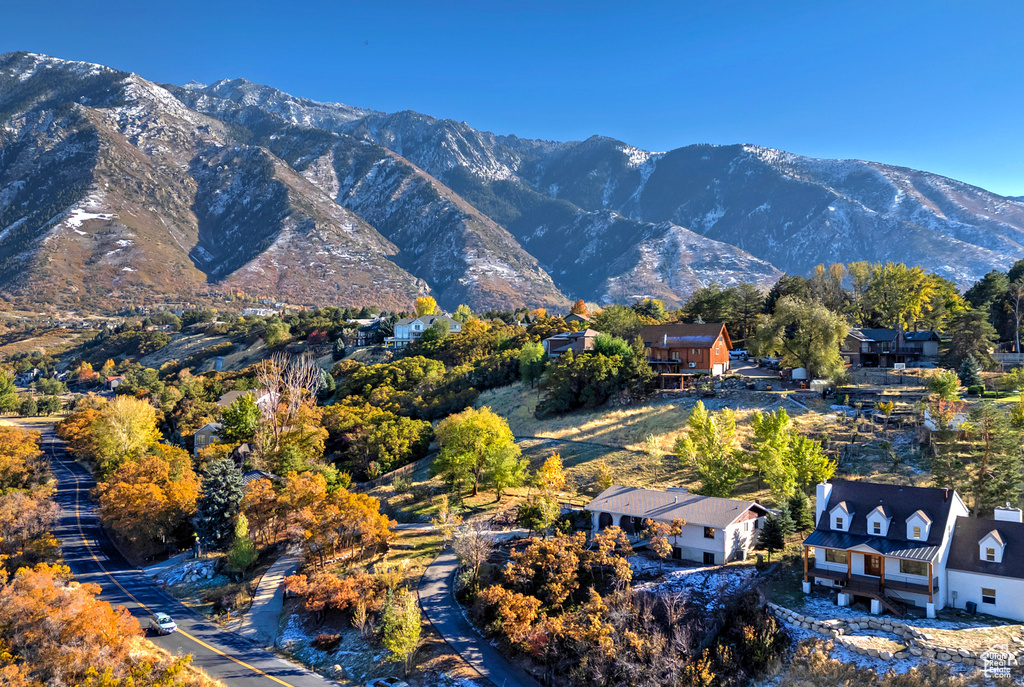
[418,549,540,687]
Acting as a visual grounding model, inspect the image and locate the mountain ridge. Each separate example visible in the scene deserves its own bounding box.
[2,51,1023,314]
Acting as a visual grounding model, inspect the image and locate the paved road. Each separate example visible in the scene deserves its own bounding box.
[42,425,336,687]
[418,549,540,687]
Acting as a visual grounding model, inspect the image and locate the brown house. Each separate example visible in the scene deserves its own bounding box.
[641,323,733,387]
[542,328,602,358]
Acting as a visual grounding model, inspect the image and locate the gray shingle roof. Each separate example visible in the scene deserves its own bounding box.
[804,480,959,562]
[585,485,765,528]
[948,516,1024,579]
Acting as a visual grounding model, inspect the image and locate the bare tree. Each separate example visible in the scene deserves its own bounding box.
[1007,278,1024,353]
[452,522,494,591]
[254,352,322,453]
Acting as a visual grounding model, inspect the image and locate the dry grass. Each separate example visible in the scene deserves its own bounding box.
[0,328,96,357]
[478,382,815,452]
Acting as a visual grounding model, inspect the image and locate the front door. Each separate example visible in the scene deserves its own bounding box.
[864,554,882,577]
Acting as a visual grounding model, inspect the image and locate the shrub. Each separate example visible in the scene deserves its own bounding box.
[967,385,985,397]
[312,633,342,651]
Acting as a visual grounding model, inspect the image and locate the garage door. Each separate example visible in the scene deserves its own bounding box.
[713,363,723,376]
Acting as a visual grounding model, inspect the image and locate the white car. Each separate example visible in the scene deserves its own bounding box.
[148,612,178,635]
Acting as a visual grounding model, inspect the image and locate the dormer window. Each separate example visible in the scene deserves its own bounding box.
[830,502,852,532]
[867,505,890,537]
[906,510,932,541]
[979,530,1005,563]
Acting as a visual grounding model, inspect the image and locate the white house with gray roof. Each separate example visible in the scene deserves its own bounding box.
[387,314,461,348]
[946,506,1024,622]
[586,485,767,565]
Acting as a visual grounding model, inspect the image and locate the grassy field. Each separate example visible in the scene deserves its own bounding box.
[0,327,96,357]
[478,382,819,452]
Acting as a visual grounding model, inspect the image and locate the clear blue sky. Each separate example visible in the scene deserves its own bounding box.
[3,0,1023,195]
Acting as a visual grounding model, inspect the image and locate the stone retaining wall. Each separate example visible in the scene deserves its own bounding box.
[766,601,1022,669]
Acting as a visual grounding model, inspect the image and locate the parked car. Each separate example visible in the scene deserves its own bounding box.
[729,349,749,359]
[148,612,177,635]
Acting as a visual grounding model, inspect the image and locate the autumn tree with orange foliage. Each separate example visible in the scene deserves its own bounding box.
[0,427,47,493]
[241,478,282,544]
[0,427,59,573]
[283,570,383,622]
[279,471,392,567]
[570,300,589,316]
[0,563,206,686]
[95,445,200,558]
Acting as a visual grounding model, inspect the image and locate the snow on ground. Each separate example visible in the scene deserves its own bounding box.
[782,622,923,675]
[794,594,1013,630]
[635,560,757,609]
[65,207,114,229]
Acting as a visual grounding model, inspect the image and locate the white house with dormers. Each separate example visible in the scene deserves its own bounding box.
[802,480,968,618]
[945,506,1024,622]
[804,480,1024,622]
[386,314,461,348]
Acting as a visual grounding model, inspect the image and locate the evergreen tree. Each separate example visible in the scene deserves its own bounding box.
[968,403,1023,516]
[194,458,244,551]
[19,396,38,417]
[788,491,816,531]
[958,354,983,388]
[776,503,796,537]
[758,514,786,561]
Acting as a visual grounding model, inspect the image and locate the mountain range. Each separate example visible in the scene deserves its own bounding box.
[2,51,1023,314]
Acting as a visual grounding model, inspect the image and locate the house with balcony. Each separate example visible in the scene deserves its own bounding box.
[541,328,601,358]
[586,485,767,565]
[640,323,732,388]
[841,328,940,368]
[386,314,461,348]
[803,480,969,618]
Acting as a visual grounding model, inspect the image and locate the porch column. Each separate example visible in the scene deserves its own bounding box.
[802,546,811,594]
[927,561,933,603]
[927,561,936,618]
[847,551,852,582]
[879,556,885,591]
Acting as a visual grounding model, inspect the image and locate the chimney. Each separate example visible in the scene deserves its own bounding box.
[994,504,1023,523]
[815,482,833,528]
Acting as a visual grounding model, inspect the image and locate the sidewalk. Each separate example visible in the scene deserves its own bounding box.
[236,545,303,646]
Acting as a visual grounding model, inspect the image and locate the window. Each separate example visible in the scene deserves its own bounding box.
[986,547,996,562]
[899,560,928,576]
[912,526,922,539]
[703,552,716,565]
[691,348,699,355]
[825,549,848,565]
[982,588,996,604]
[704,527,715,539]
[872,521,881,534]
[835,517,844,530]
